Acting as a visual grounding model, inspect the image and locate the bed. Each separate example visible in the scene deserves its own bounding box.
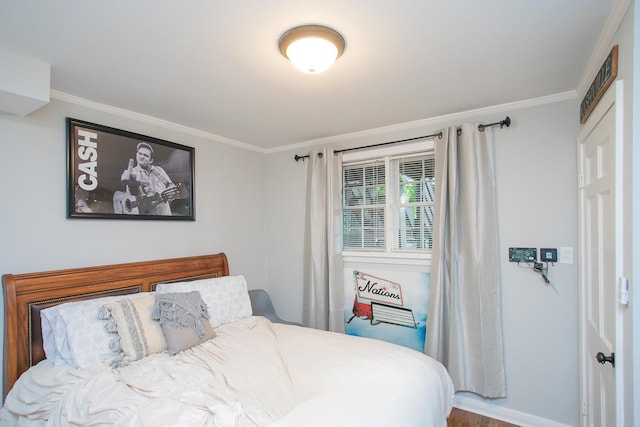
[1,253,454,426]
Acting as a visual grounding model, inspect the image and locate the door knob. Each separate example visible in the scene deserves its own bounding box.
[595,352,615,367]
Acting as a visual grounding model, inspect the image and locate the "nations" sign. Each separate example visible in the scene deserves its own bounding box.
[354,271,404,306]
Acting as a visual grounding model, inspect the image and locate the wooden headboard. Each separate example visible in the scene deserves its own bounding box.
[2,252,229,399]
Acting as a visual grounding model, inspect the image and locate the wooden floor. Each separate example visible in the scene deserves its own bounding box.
[447,408,520,427]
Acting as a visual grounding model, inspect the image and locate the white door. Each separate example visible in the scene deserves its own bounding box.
[578,82,623,427]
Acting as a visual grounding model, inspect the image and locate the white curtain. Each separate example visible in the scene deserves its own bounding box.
[426,123,506,398]
[303,148,345,332]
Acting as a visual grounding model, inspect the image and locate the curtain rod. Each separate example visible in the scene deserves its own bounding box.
[294,116,511,161]
[478,116,511,132]
[334,132,442,155]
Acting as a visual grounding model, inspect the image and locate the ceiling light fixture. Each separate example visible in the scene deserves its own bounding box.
[278,24,346,74]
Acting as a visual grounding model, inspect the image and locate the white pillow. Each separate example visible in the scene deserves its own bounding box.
[41,309,74,365]
[41,292,150,369]
[155,275,252,327]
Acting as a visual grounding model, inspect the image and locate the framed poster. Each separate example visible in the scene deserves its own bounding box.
[67,118,195,220]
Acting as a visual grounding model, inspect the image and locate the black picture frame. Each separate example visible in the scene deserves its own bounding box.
[67,118,195,220]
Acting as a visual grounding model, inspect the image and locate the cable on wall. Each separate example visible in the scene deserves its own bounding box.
[518,261,559,294]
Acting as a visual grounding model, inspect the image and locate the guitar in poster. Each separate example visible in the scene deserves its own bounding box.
[113,183,188,215]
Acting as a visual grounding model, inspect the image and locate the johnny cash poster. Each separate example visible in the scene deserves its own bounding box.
[67,118,195,220]
[344,270,429,352]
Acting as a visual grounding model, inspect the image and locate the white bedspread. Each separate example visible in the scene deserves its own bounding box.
[1,316,453,427]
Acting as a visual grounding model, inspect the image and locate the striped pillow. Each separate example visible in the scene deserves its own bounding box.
[103,294,166,366]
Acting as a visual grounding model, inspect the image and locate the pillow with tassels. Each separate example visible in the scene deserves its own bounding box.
[100,294,167,367]
[153,291,216,355]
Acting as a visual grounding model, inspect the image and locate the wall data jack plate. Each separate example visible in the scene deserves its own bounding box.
[540,248,558,263]
[508,247,537,263]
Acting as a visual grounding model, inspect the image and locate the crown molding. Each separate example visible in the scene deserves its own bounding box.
[576,0,632,97]
[268,90,578,154]
[51,90,266,154]
[51,88,577,156]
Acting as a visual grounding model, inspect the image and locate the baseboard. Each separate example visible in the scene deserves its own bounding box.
[453,394,574,427]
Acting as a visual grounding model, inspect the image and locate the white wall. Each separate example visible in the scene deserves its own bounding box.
[263,149,307,322]
[0,98,268,389]
[491,100,579,426]
[264,98,581,426]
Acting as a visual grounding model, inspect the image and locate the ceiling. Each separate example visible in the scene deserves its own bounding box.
[0,1,618,150]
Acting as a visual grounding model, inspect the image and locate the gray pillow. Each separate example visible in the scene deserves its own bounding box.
[161,320,216,355]
[153,291,217,355]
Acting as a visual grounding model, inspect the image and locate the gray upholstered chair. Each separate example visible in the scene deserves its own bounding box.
[248,289,301,326]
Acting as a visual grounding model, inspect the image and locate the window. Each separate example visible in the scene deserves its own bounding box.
[393,155,435,250]
[341,142,435,253]
[342,161,386,248]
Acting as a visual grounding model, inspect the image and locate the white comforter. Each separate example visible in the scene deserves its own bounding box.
[1,316,453,427]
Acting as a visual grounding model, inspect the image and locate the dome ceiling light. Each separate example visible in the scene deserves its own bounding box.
[278,24,346,74]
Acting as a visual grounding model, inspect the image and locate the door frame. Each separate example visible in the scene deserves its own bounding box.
[577,80,625,427]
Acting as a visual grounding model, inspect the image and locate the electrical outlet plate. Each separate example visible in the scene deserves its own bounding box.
[540,248,558,263]
[508,247,537,263]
